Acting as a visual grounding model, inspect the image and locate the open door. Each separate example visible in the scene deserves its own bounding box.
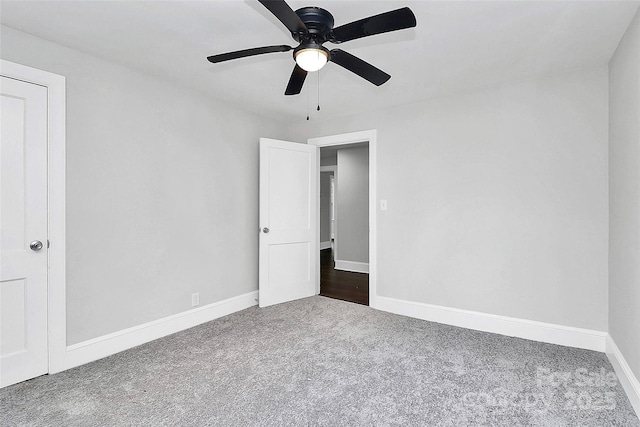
[259,138,319,308]
[1,76,49,387]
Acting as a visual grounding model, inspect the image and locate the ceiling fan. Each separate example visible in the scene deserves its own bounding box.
[207,0,417,95]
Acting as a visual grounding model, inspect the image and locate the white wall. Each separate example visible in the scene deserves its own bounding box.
[0,22,614,352]
[609,8,640,382]
[336,146,369,264]
[290,66,609,331]
[0,26,286,345]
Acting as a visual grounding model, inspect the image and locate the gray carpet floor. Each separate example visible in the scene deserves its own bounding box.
[1,296,638,426]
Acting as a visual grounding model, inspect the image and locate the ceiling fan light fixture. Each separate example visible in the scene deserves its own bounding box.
[294,47,329,72]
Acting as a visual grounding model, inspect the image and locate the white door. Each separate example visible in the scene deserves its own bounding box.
[259,138,318,308]
[0,76,49,387]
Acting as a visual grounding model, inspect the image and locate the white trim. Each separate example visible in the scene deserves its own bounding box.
[325,165,340,260]
[0,60,67,374]
[319,167,336,253]
[309,130,375,147]
[63,291,258,371]
[335,260,369,274]
[320,165,337,173]
[308,130,377,306]
[374,296,607,352]
[606,335,640,417]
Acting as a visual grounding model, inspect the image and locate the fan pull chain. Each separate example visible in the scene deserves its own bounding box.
[306,81,310,121]
[317,70,321,112]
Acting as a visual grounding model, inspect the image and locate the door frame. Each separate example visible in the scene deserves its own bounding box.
[308,130,377,306]
[319,166,336,253]
[1,60,67,374]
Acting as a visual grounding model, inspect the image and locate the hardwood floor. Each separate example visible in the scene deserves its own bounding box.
[320,248,369,306]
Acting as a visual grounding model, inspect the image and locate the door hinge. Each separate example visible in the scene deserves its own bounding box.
[47,240,50,248]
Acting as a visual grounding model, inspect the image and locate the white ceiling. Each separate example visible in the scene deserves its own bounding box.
[1,1,638,123]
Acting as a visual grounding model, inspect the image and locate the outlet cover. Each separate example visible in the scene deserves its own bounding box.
[191,293,200,307]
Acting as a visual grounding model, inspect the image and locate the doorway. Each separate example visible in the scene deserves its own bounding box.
[308,130,377,307]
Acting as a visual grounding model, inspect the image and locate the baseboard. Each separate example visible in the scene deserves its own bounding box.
[606,335,640,417]
[335,260,369,273]
[320,241,331,250]
[58,291,258,372]
[373,296,607,352]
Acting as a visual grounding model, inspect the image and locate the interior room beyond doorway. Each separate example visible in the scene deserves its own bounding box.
[319,143,369,306]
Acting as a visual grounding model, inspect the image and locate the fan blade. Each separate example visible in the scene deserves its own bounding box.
[330,49,390,86]
[331,7,416,43]
[258,0,307,34]
[285,64,307,95]
[207,45,292,63]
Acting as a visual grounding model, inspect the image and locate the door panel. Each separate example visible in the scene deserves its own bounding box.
[259,138,318,308]
[268,148,311,230]
[0,76,48,387]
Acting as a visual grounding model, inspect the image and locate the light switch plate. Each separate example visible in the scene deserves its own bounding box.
[380,200,388,211]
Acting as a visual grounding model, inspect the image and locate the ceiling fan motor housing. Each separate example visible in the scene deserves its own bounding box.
[293,7,335,43]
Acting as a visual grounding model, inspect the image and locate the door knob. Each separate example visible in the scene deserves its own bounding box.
[262,227,270,233]
[30,240,43,251]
